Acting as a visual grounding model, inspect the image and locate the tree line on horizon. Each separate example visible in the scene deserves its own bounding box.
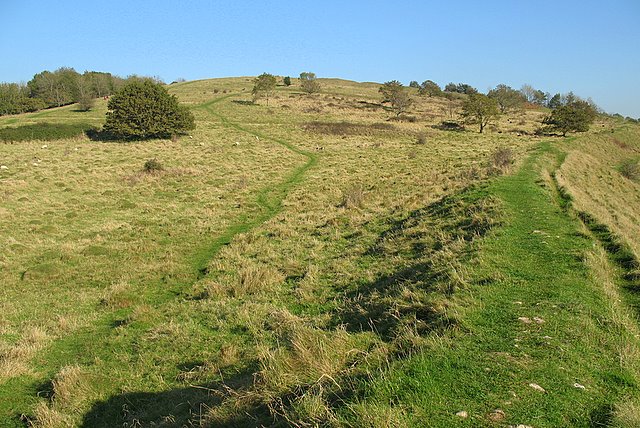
[0,67,164,116]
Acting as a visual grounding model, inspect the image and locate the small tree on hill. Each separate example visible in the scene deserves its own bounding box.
[252,73,277,104]
[487,84,525,114]
[543,100,596,136]
[102,80,195,139]
[461,93,500,133]
[299,72,321,94]
[444,82,478,95]
[283,76,291,86]
[418,80,442,97]
[379,80,412,117]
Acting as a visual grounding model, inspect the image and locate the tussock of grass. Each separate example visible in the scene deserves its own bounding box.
[30,366,96,427]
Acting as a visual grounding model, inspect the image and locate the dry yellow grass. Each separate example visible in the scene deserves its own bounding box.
[556,125,640,258]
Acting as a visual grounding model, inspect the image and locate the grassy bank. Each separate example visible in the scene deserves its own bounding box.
[339,141,640,426]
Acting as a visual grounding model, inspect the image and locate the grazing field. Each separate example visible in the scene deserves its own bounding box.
[0,78,639,427]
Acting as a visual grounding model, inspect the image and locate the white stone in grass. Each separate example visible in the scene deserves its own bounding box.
[0,165,7,170]
[455,411,468,418]
[32,163,39,167]
[573,382,586,390]
[518,317,532,324]
[41,144,48,149]
[533,317,545,324]
[529,383,546,393]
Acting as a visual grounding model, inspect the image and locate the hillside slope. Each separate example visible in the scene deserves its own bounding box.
[0,77,638,427]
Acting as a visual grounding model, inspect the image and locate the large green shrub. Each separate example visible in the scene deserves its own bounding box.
[543,101,596,136]
[102,80,195,139]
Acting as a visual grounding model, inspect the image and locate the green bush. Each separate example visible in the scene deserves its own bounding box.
[619,158,639,181]
[102,80,195,140]
[0,123,93,142]
[143,158,164,173]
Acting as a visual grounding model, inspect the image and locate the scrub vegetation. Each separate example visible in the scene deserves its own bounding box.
[0,76,639,427]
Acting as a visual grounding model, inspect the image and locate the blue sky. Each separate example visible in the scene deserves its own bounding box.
[1,0,639,117]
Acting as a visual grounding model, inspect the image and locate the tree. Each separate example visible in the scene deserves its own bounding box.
[520,84,547,105]
[487,84,525,113]
[299,72,321,94]
[461,93,500,133]
[444,82,477,95]
[102,80,195,139]
[379,80,412,117]
[548,93,562,109]
[409,81,420,88]
[252,73,277,104]
[418,80,442,97]
[283,76,291,86]
[543,100,596,136]
[76,75,95,111]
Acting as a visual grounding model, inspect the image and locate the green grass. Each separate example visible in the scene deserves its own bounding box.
[1,77,638,427]
[340,141,640,426]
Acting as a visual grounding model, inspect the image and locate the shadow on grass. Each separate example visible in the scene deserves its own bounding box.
[80,368,271,427]
[231,100,256,106]
[79,188,501,427]
[332,187,501,341]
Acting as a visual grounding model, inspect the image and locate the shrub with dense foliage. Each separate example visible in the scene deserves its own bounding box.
[418,80,442,97]
[542,100,597,136]
[102,80,195,140]
[444,82,478,95]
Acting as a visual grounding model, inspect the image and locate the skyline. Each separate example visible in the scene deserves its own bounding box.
[1,0,639,117]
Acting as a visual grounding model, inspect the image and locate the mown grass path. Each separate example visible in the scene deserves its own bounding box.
[354,141,639,427]
[191,96,317,276]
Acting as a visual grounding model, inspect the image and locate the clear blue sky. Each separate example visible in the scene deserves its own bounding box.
[1,0,639,117]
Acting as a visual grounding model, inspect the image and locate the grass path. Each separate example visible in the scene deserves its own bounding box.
[0,95,318,426]
[351,141,640,427]
[190,96,317,276]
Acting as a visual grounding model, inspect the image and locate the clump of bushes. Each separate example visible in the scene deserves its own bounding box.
[416,132,427,145]
[0,123,93,142]
[491,147,514,169]
[143,158,164,173]
[619,158,639,181]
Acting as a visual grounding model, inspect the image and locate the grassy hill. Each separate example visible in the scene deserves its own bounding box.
[0,77,639,427]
